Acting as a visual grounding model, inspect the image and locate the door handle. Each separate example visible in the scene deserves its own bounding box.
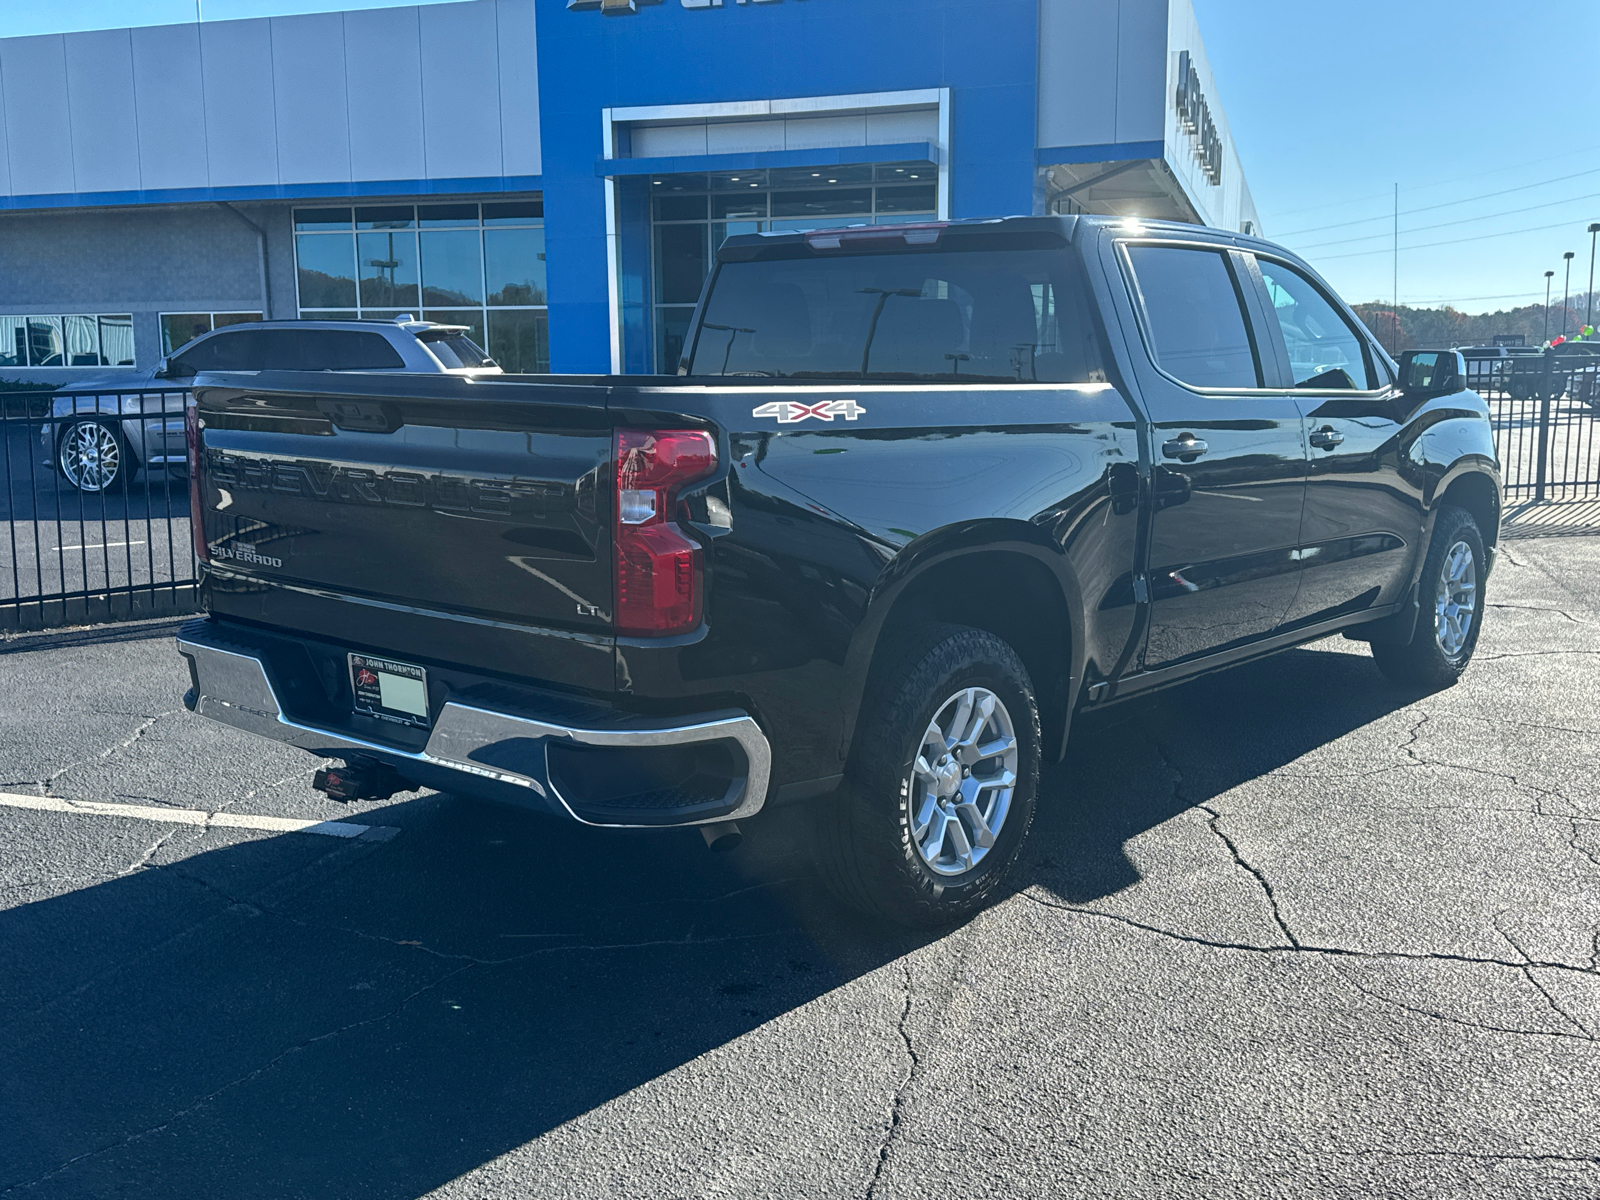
[1161,434,1209,461]
[1309,426,1345,450]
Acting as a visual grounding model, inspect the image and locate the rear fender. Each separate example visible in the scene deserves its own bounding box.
[836,520,1084,766]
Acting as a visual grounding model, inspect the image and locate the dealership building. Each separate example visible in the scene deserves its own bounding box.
[0,0,1258,380]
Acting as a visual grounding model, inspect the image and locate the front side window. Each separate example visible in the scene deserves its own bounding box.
[1256,260,1373,389]
[1125,245,1260,390]
[160,312,262,355]
[687,248,1102,383]
[171,330,256,375]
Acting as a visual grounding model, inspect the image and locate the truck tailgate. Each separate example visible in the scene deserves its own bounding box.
[194,375,615,692]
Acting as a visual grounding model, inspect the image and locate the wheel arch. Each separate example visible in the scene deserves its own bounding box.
[839,523,1084,768]
[1435,465,1501,550]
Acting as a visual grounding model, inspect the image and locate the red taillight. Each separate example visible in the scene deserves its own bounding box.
[185,397,209,564]
[614,429,716,635]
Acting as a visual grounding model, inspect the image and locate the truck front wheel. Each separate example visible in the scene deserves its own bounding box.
[815,624,1041,927]
[1371,505,1487,689]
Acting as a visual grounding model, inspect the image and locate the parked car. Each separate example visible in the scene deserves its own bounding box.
[42,318,500,493]
[1455,345,1512,391]
[175,215,1501,926]
[1495,341,1600,402]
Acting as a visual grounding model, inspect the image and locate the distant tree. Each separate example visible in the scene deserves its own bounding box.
[1350,300,1596,352]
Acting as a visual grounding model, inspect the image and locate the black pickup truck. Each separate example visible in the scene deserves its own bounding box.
[176,216,1500,925]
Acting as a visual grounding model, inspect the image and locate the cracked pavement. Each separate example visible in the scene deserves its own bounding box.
[3,534,1600,1198]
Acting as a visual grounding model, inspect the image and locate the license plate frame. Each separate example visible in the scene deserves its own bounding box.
[348,653,432,729]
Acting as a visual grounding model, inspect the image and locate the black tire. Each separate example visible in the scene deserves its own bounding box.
[814,624,1041,927]
[1371,505,1486,689]
[57,418,133,493]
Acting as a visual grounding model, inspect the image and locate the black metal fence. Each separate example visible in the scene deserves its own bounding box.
[1466,348,1600,505]
[1,387,198,632]
[2,358,1597,632]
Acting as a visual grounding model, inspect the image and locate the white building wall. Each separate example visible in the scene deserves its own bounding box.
[202,20,280,188]
[1113,0,1167,145]
[345,7,428,182]
[1036,0,1167,150]
[0,34,75,195]
[1036,0,1120,149]
[1038,0,1259,234]
[131,24,209,191]
[1164,0,1259,234]
[64,30,141,194]
[0,0,541,202]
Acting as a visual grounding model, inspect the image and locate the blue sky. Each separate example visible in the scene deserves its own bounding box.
[6,0,1599,314]
[1194,0,1600,313]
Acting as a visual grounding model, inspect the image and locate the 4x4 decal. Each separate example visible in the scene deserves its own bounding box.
[751,399,866,424]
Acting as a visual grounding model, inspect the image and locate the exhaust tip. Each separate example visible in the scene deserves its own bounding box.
[699,820,743,852]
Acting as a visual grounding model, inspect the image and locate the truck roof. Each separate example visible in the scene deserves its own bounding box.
[714,213,1269,264]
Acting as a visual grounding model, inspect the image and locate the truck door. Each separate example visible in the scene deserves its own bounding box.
[1116,242,1309,669]
[1245,255,1420,629]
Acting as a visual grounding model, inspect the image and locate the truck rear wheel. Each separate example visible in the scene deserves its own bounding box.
[815,624,1040,927]
[1371,505,1486,689]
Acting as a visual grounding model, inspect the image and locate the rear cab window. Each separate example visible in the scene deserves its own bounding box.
[688,245,1105,383]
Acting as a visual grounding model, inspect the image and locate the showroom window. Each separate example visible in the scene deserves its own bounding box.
[649,163,936,371]
[292,199,548,373]
[0,315,135,368]
[160,312,264,356]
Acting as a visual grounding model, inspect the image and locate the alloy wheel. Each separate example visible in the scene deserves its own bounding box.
[59,421,122,492]
[1434,539,1476,658]
[908,686,1019,876]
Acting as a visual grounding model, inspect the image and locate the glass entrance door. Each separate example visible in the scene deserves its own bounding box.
[649,163,937,371]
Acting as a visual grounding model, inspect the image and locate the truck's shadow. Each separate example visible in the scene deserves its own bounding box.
[0,643,1411,1197]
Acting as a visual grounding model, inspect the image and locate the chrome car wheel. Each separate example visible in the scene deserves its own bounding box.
[59,420,123,492]
[1435,539,1476,658]
[909,686,1019,877]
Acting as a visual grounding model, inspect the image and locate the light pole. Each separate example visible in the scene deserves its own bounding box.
[1586,222,1599,336]
[1544,270,1555,343]
[1562,251,1576,340]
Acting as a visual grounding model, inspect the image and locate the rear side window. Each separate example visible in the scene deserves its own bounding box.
[688,248,1104,383]
[172,329,405,373]
[1256,260,1374,389]
[420,334,491,369]
[1125,245,1260,389]
[285,330,406,370]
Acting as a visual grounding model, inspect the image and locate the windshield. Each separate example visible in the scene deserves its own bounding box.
[687,248,1104,382]
[421,334,492,369]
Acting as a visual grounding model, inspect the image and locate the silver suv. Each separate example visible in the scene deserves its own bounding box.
[44,317,500,493]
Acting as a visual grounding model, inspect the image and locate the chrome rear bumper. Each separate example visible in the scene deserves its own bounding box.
[176,625,770,828]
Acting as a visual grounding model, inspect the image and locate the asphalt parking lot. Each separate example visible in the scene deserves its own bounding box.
[2,535,1599,1199]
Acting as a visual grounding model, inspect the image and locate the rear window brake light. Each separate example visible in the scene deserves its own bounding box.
[805,223,948,252]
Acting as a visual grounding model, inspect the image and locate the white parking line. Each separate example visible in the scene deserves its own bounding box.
[0,791,398,841]
[56,540,148,551]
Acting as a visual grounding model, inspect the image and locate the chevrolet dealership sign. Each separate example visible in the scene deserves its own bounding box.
[1174,50,1224,188]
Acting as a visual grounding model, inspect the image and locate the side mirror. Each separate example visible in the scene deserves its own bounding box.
[1397,349,1465,397]
[152,357,171,380]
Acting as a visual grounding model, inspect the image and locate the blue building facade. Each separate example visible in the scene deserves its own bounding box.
[0,0,1258,380]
